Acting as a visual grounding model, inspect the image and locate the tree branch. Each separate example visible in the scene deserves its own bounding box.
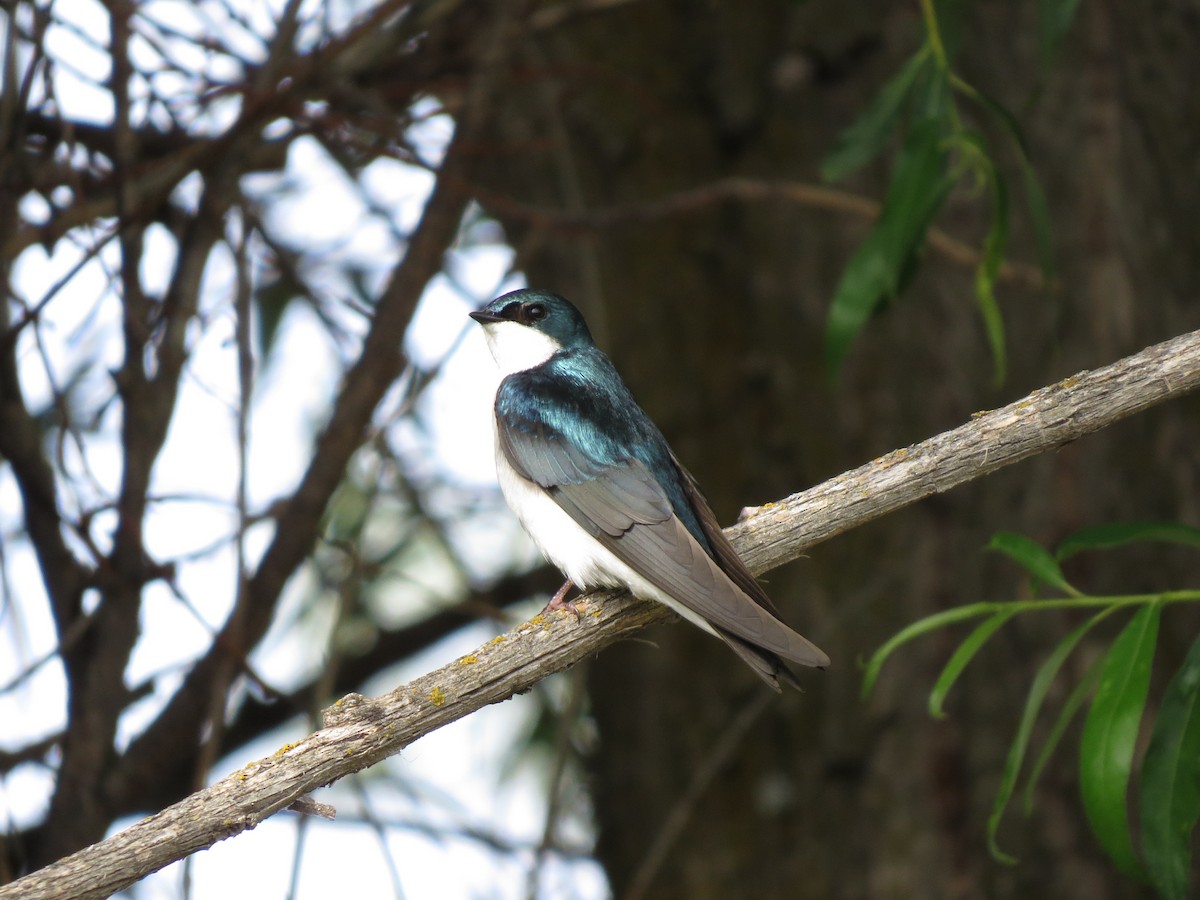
[728,327,1200,574]
[0,303,91,634]
[99,0,526,830]
[472,175,1049,292]
[5,328,1199,899]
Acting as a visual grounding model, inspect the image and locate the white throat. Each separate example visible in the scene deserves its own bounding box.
[480,320,563,376]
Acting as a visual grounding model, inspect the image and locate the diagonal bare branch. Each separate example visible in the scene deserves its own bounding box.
[6,327,1199,900]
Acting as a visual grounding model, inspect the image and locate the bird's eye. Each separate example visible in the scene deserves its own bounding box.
[525,303,547,321]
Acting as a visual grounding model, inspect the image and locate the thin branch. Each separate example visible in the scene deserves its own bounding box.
[525,665,588,900]
[101,0,525,825]
[5,328,1200,900]
[727,328,1200,575]
[0,306,92,635]
[98,141,470,818]
[625,689,775,900]
[472,175,1049,292]
[36,7,151,867]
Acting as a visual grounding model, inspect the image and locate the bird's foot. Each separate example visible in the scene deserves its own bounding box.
[542,579,583,620]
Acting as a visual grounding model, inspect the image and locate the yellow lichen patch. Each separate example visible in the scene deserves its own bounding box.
[429,687,446,707]
[273,742,299,757]
[488,635,506,646]
[459,654,479,665]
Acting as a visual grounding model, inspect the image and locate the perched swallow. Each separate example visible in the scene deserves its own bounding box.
[470,289,829,689]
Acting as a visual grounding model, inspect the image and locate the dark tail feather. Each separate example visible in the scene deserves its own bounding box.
[715,629,810,692]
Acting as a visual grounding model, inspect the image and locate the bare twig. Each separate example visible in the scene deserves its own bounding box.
[525,665,588,900]
[473,176,1049,292]
[624,690,775,900]
[5,328,1199,900]
[101,0,525,829]
[728,329,1200,573]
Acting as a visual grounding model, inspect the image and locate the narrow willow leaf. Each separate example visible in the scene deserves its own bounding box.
[821,48,931,183]
[1080,602,1161,880]
[824,118,954,377]
[958,84,1055,286]
[987,607,1116,863]
[987,532,1079,596]
[1025,648,1106,813]
[1140,633,1200,900]
[929,610,1016,719]
[1057,521,1200,561]
[860,603,998,699]
[911,53,952,121]
[975,161,1009,387]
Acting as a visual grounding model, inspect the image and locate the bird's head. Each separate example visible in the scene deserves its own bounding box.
[469,289,594,375]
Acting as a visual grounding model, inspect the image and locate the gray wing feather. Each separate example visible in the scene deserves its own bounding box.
[668,452,787,615]
[499,413,827,669]
[571,486,828,668]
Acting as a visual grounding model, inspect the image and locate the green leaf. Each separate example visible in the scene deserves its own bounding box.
[957,82,1032,159]
[1038,0,1083,65]
[1140,633,1200,900]
[912,46,953,121]
[987,607,1116,863]
[1080,602,1161,880]
[987,532,1079,596]
[1057,521,1200,561]
[821,48,932,183]
[974,159,1009,387]
[1025,647,1106,814]
[929,609,1016,719]
[860,602,998,699]
[957,85,1055,287]
[824,118,955,377]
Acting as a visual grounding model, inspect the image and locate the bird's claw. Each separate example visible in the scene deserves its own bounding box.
[542,579,583,621]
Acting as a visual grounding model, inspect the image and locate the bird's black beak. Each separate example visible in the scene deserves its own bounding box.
[469,309,505,324]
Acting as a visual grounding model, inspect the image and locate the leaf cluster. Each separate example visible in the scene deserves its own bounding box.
[820,0,1075,385]
[863,523,1200,899]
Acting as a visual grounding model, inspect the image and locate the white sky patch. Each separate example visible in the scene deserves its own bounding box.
[403,252,525,488]
[361,155,440,236]
[406,97,456,169]
[38,1,113,124]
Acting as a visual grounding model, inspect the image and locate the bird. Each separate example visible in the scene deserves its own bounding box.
[469,288,829,690]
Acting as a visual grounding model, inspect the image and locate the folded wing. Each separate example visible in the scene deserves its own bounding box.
[496,399,829,673]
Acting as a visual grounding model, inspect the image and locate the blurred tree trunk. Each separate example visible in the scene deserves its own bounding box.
[473,1,1200,897]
